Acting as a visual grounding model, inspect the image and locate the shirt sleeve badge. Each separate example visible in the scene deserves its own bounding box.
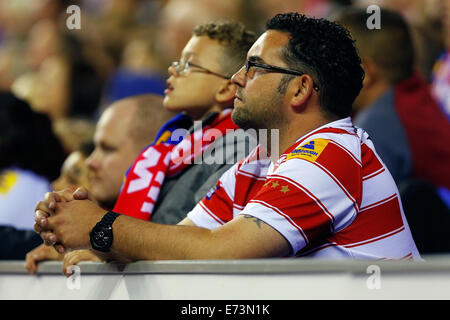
[286,138,330,163]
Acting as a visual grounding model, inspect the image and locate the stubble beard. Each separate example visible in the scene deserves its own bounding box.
[231,105,255,130]
[231,92,285,132]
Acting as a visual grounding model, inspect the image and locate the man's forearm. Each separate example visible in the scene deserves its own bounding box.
[107,213,289,261]
[108,214,216,261]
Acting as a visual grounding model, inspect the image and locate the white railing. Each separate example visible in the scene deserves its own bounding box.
[1,255,450,299]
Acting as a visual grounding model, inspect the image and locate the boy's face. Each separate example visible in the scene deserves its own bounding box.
[163,35,230,120]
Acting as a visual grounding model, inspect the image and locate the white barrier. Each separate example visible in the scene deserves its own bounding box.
[1,256,450,299]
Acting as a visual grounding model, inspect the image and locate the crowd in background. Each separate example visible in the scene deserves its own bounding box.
[1,0,447,122]
[0,0,449,259]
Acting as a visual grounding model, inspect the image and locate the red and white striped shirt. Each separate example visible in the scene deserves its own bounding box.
[188,117,421,260]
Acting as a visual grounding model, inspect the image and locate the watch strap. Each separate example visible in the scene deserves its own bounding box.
[98,211,120,227]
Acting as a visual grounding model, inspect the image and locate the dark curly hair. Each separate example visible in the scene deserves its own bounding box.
[0,91,67,181]
[266,12,364,118]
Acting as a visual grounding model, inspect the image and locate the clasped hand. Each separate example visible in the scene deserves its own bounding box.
[34,187,107,253]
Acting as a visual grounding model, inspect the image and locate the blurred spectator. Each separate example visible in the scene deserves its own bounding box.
[0,0,66,39]
[429,0,450,228]
[0,91,66,230]
[431,0,450,119]
[1,140,93,261]
[409,0,444,82]
[52,117,96,154]
[100,30,167,106]
[12,21,103,120]
[52,141,94,192]
[337,8,450,253]
[86,94,175,209]
[154,0,246,68]
[337,8,450,188]
[355,0,445,81]
[432,52,450,119]
[0,40,28,91]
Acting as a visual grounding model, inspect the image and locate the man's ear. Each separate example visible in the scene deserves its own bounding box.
[361,56,378,88]
[290,75,314,112]
[216,81,237,105]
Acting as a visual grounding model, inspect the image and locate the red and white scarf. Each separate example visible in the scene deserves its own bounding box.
[113,109,238,220]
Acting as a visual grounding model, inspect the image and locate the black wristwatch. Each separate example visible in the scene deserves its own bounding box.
[90,211,120,252]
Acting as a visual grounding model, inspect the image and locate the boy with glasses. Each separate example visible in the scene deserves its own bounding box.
[112,21,257,224]
[27,21,256,270]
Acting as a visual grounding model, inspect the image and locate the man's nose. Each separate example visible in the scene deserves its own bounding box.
[85,152,99,170]
[231,65,246,87]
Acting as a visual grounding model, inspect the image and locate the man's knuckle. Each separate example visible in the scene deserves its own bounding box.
[35,201,44,211]
[34,221,43,230]
[35,211,42,220]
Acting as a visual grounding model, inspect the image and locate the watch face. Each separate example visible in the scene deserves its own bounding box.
[91,224,113,252]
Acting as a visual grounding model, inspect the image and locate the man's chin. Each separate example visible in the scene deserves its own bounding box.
[94,195,117,211]
[90,187,107,201]
[231,109,254,131]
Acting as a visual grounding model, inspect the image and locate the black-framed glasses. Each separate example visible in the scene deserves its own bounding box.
[245,60,319,92]
[170,61,231,79]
